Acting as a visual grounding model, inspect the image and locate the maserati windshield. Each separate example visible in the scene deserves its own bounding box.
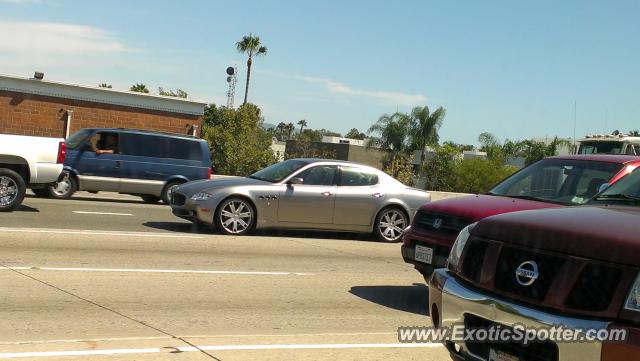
[249,159,309,182]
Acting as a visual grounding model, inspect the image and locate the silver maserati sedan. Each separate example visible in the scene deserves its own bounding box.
[170,159,430,242]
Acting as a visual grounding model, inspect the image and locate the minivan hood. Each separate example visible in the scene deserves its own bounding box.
[175,176,270,195]
[419,194,561,221]
[473,206,640,266]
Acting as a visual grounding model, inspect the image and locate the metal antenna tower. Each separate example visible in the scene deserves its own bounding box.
[226,66,237,108]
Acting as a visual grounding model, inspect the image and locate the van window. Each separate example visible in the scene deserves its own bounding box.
[120,133,202,160]
[84,132,119,154]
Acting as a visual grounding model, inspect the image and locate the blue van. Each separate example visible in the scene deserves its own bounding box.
[36,128,211,203]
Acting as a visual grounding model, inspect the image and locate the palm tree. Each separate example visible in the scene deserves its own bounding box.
[298,119,307,135]
[275,122,286,141]
[130,83,149,93]
[98,83,112,88]
[236,33,268,105]
[285,122,295,140]
[409,106,445,151]
[367,112,412,154]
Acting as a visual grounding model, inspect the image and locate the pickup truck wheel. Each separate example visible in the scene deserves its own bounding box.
[374,207,408,242]
[47,176,77,199]
[0,169,26,212]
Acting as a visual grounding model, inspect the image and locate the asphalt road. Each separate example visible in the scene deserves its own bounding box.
[0,193,449,360]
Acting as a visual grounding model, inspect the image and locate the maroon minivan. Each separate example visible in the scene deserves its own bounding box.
[402,155,640,279]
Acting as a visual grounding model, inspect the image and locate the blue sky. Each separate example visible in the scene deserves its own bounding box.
[1,0,638,145]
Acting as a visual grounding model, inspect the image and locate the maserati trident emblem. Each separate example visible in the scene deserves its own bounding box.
[432,218,443,229]
[515,260,539,287]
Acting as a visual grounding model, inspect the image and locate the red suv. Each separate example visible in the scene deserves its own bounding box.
[402,155,640,279]
[428,167,640,361]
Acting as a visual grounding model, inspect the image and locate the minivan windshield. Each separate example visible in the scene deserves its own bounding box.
[249,159,310,183]
[488,159,623,205]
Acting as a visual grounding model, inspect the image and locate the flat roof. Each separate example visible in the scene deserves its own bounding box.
[0,73,207,116]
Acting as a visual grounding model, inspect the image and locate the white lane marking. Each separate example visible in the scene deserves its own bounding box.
[0,228,203,239]
[0,343,442,358]
[4,266,312,276]
[3,332,396,345]
[72,211,133,216]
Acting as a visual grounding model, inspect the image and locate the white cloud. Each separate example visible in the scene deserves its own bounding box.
[258,70,428,106]
[0,20,130,56]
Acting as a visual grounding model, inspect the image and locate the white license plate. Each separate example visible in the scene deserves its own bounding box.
[414,245,433,264]
[489,349,520,361]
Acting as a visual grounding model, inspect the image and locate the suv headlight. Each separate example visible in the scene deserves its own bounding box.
[624,273,640,312]
[447,224,474,270]
[191,192,212,201]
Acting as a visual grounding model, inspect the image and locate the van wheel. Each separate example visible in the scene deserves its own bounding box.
[47,176,77,199]
[161,181,182,204]
[0,169,26,212]
[141,195,160,203]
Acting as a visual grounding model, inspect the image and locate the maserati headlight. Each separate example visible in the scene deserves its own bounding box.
[624,273,640,312]
[447,224,474,270]
[191,192,212,201]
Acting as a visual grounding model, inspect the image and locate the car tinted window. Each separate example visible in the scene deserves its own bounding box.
[490,159,623,205]
[120,134,202,160]
[296,165,337,186]
[340,167,378,186]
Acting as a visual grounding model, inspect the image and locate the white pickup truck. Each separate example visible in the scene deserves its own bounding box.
[0,134,66,211]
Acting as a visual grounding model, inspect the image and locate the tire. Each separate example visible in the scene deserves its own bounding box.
[46,176,77,199]
[0,168,27,212]
[141,195,160,203]
[214,197,256,236]
[374,206,408,242]
[161,181,183,204]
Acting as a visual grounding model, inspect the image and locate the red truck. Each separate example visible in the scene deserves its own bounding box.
[402,155,640,279]
[428,167,640,361]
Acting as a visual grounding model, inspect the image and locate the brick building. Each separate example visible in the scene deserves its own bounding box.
[0,73,206,139]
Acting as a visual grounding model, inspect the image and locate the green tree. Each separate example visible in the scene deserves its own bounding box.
[202,103,276,175]
[275,122,287,141]
[409,105,446,150]
[297,119,308,135]
[630,130,640,136]
[367,112,412,153]
[345,128,366,140]
[98,83,112,88]
[158,87,188,98]
[284,122,295,140]
[203,104,225,127]
[449,158,518,193]
[423,143,460,191]
[442,141,474,152]
[130,83,150,93]
[383,153,414,186]
[236,33,268,105]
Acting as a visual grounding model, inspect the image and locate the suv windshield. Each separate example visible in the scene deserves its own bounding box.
[488,159,623,205]
[591,168,640,205]
[249,159,309,182]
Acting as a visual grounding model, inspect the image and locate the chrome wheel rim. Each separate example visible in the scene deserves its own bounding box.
[378,209,406,241]
[220,200,253,234]
[0,176,18,206]
[51,179,71,196]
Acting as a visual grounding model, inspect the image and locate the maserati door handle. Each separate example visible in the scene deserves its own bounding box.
[372,192,383,198]
[321,191,333,197]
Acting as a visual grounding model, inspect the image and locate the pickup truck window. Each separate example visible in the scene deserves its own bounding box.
[489,159,623,205]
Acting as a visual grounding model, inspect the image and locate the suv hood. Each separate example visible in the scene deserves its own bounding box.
[175,176,270,195]
[473,206,640,266]
[420,194,561,221]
